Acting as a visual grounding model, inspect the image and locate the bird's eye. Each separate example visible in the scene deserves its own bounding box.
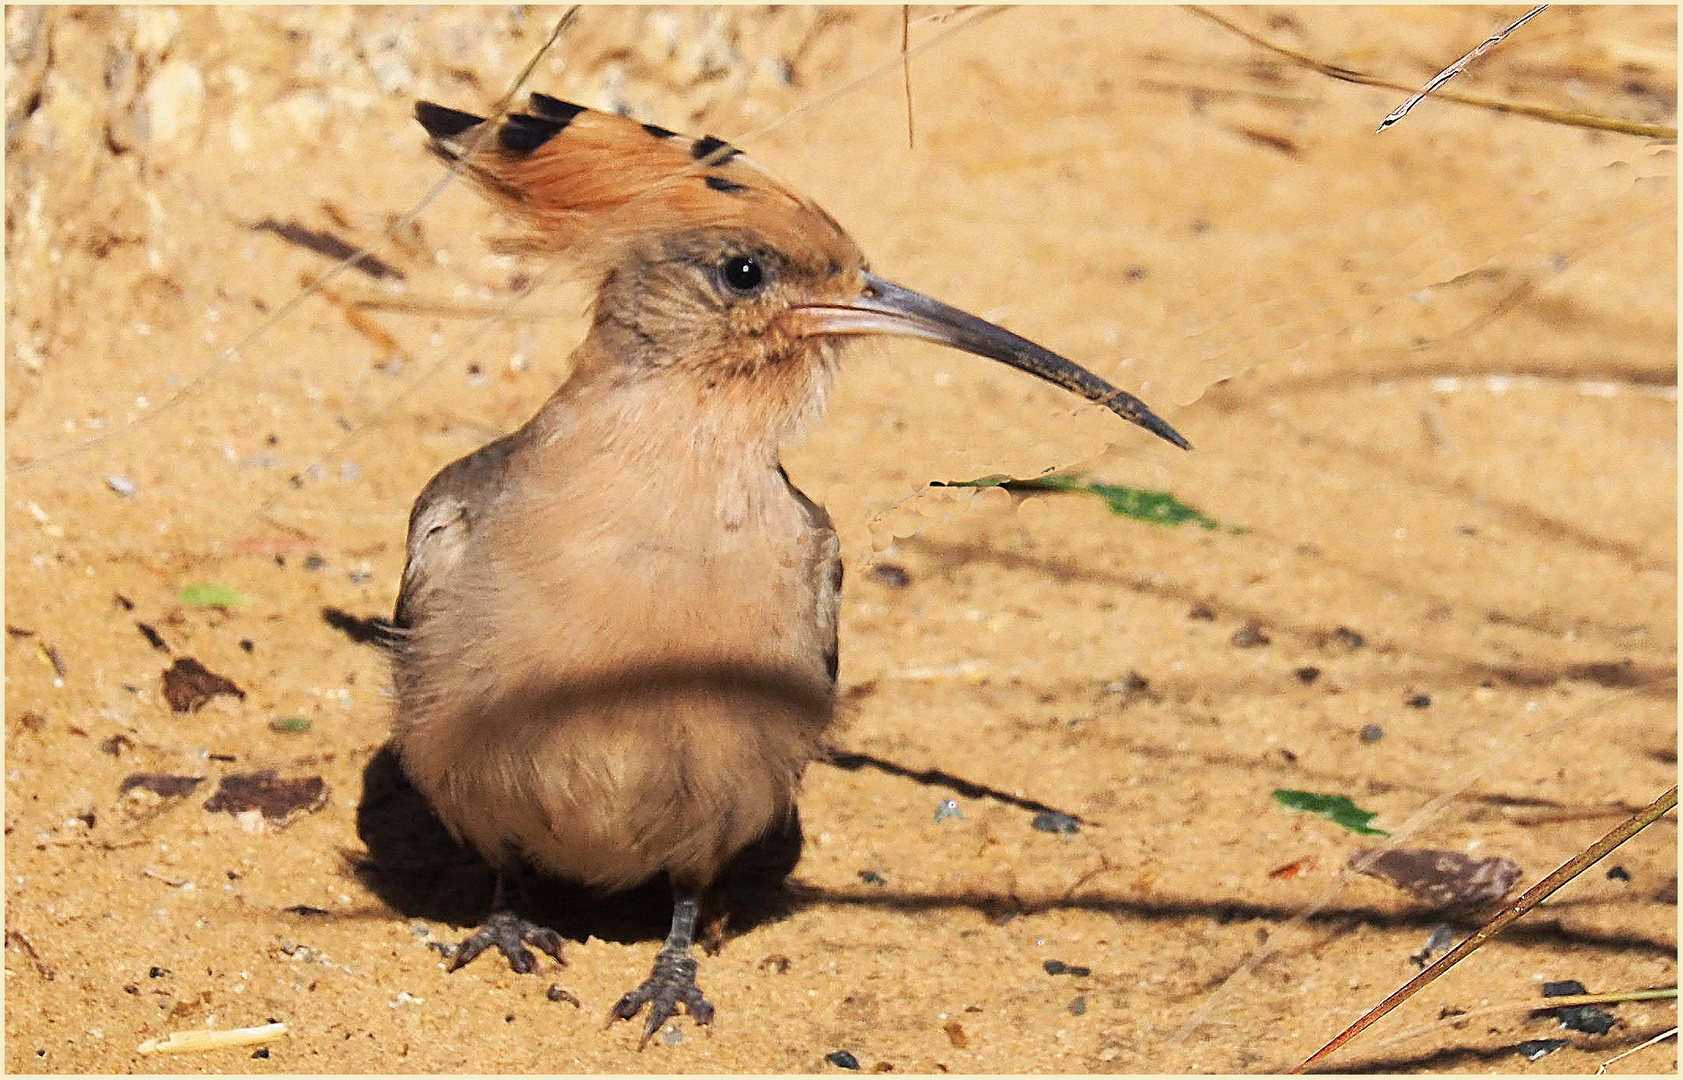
[720,255,765,294]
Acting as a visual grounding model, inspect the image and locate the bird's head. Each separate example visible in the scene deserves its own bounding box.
[417,94,1188,450]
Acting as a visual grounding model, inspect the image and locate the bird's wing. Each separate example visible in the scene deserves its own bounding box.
[393,434,519,632]
[780,465,842,688]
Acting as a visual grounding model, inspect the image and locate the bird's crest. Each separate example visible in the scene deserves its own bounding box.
[415,93,843,263]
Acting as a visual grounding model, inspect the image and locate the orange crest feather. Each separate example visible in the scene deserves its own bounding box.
[417,94,841,263]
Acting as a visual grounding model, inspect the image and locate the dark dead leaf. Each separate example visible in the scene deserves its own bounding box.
[120,773,204,799]
[1350,847,1522,908]
[162,657,245,713]
[203,771,328,823]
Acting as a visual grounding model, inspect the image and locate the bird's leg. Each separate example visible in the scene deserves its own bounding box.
[608,888,715,1048]
[444,871,567,975]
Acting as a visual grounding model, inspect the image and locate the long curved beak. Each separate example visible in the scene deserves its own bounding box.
[789,272,1189,450]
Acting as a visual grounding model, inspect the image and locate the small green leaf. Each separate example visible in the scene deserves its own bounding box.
[177,583,245,607]
[268,717,313,734]
[1272,789,1391,836]
[937,473,1220,529]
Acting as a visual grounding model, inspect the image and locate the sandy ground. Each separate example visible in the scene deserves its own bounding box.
[4,6,1676,1074]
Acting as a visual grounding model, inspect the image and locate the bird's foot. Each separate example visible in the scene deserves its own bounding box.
[443,909,566,974]
[607,946,714,1048]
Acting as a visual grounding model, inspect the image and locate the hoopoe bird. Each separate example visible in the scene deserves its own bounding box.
[392,92,1189,1047]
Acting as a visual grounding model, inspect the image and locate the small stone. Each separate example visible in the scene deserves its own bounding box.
[1067,995,1087,1015]
[1042,959,1091,977]
[1517,1038,1567,1062]
[1405,693,1431,708]
[933,799,963,823]
[826,1050,860,1069]
[866,563,911,587]
[857,870,886,885]
[139,60,206,148]
[1542,980,1587,997]
[105,475,138,497]
[1606,865,1631,882]
[1031,811,1080,835]
[1359,724,1384,743]
[1555,1004,1614,1035]
[1230,623,1270,648]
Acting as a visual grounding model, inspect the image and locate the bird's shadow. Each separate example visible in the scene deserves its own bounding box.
[351,740,803,947]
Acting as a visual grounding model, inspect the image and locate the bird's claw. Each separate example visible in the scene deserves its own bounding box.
[444,910,566,974]
[608,947,714,1048]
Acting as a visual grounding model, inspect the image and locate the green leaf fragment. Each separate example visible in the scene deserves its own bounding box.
[268,718,313,734]
[938,474,1219,529]
[177,583,245,607]
[1272,789,1391,836]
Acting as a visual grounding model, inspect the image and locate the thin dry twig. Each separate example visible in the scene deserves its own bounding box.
[1293,784,1679,1072]
[1597,1027,1678,1074]
[1187,6,1677,140]
[1379,6,1548,132]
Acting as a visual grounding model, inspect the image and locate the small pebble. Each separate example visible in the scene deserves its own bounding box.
[1606,865,1630,882]
[251,1047,269,1059]
[1031,811,1080,835]
[933,799,963,823]
[857,870,886,885]
[105,475,138,497]
[1405,693,1431,708]
[826,1050,860,1069]
[1359,724,1384,743]
[866,563,911,588]
[660,1025,684,1045]
[1294,666,1321,684]
[302,554,327,571]
[1067,995,1087,1015]
[1328,626,1365,650]
[1042,959,1091,977]
[1542,980,1587,997]
[1230,623,1270,648]
[1555,1004,1615,1035]
[1517,1038,1568,1062]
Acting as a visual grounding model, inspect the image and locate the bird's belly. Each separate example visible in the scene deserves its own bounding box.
[395,496,837,890]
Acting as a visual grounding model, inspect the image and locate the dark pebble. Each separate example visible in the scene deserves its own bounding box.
[1043,959,1091,977]
[1230,623,1270,648]
[1542,980,1587,997]
[302,554,327,571]
[1556,1004,1615,1035]
[1359,724,1384,743]
[866,563,911,588]
[826,1050,860,1069]
[148,966,169,978]
[1067,995,1087,1015]
[858,870,886,885]
[1406,693,1431,708]
[1294,666,1321,684]
[1329,626,1365,650]
[1031,811,1080,835]
[1606,865,1630,882]
[251,1047,269,1059]
[1517,1039,1568,1062]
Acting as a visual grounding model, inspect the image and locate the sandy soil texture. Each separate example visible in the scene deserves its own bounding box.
[5,6,1676,1073]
